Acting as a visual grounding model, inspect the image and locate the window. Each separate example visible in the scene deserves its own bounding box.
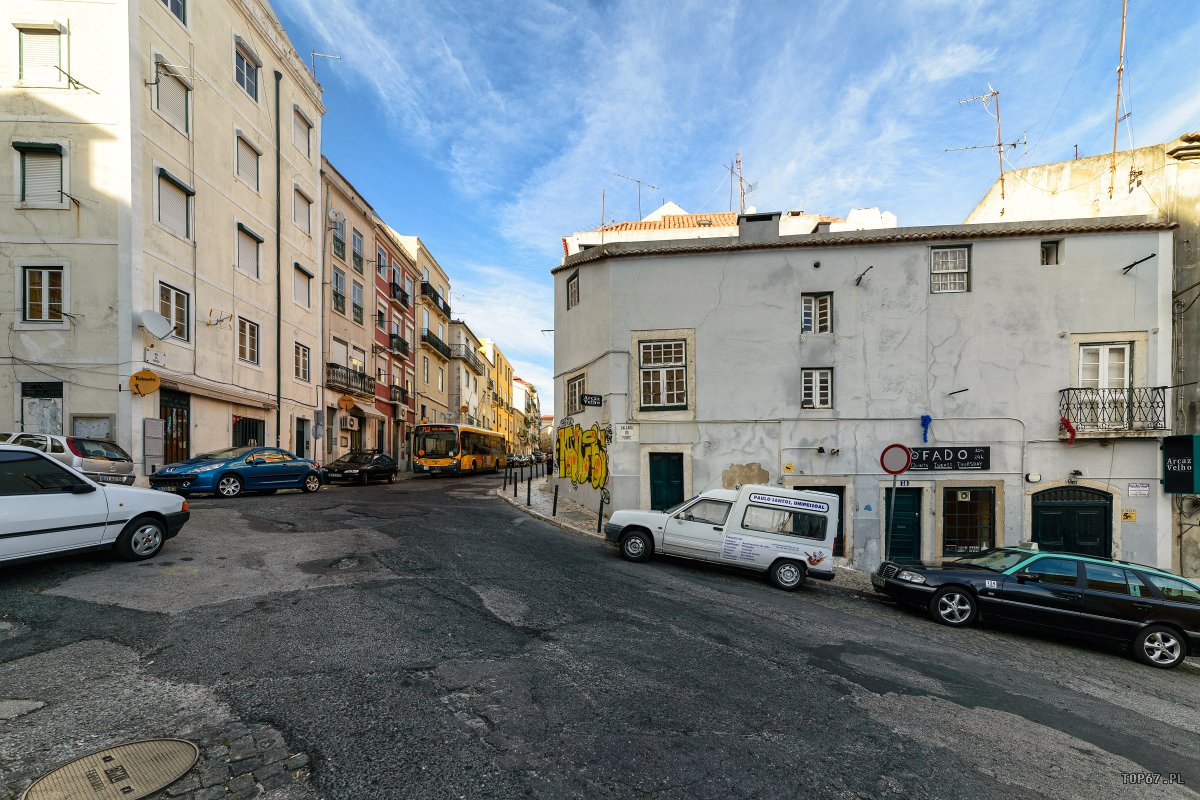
[0,450,87,496]
[566,374,585,414]
[155,63,189,133]
[376,304,387,330]
[293,264,312,308]
[1142,573,1200,606]
[157,169,193,238]
[741,504,827,540]
[235,134,259,189]
[237,318,259,364]
[377,247,388,278]
[23,266,63,322]
[1084,563,1131,595]
[352,230,364,272]
[18,28,62,86]
[13,142,63,205]
[639,340,686,410]
[331,217,345,259]
[332,269,346,314]
[438,367,444,392]
[801,293,831,334]
[422,267,429,282]
[422,356,430,384]
[801,368,832,409]
[422,308,430,329]
[351,281,364,324]
[236,224,262,277]
[292,107,311,158]
[1041,240,1061,266]
[566,271,579,310]
[930,246,970,293]
[350,347,366,373]
[158,282,188,341]
[679,500,732,525]
[160,0,186,23]
[294,343,311,382]
[1022,557,1079,587]
[293,188,311,234]
[405,276,415,298]
[1079,343,1130,391]
[941,488,993,556]
[234,43,258,100]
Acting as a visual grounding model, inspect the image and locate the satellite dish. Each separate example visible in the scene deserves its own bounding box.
[328,208,345,225]
[140,309,174,340]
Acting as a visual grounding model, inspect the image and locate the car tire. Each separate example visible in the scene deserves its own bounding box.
[360,471,369,486]
[929,586,978,627]
[1131,624,1186,669]
[619,530,652,563]
[115,516,166,561]
[217,474,243,498]
[768,559,806,591]
[386,472,396,484]
[302,473,322,493]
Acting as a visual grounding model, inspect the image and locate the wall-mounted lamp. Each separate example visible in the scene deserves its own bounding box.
[1025,472,1042,483]
[855,265,873,286]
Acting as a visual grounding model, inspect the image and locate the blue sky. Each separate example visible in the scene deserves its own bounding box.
[276,0,1200,415]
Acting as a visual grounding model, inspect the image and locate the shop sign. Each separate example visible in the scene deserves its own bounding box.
[1127,483,1150,497]
[1163,435,1200,494]
[908,446,990,471]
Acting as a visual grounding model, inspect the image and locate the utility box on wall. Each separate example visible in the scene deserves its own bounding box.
[1162,435,1200,493]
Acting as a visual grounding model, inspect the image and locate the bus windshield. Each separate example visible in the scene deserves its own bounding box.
[416,429,457,457]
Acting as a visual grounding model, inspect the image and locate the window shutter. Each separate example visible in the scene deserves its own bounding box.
[20,30,61,84]
[293,110,310,156]
[158,176,188,236]
[293,189,310,233]
[238,230,258,275]
[293,268,310,306]
[158,73,188,130]
[22,151,62,203]
[236,137,259,188]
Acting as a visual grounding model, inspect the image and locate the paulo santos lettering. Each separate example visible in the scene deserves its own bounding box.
[748,493,829,513]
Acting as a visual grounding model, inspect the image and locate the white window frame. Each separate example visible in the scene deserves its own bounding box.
[12,140,69,210]
[155,167,194,240]
[16,24,66,87]
[293,263,313,308]
[294,342,311,382]
[237,317,260,365]
[234,130,261,191]
[638,339,687,410]
[801,368,833,409]
[160,0,187,25]
[292,105,313,159]
[158,281,189,342]
[293,185,312,234]
[801,292,832,334]
[332,268,346,315]
[423,356,430,384]
[566,374,585,415]
[233,37,259,101]
[152,55,191,135]
[930,246,970,294]
[19,263,67,328]
[1078,342,1131,390]
[235,223,262,278]
[1041,240,1062,266]
[566,271,579,310]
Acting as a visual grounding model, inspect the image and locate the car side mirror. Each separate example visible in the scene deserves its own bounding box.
[248,458,264,465]
[66,483,97,494]
[1017,571,1040,584]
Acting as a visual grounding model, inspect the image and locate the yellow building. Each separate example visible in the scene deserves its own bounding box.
[481,339,514,449]
[397,235,452,424]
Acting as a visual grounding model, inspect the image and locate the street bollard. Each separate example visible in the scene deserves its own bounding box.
[526,472,531,506]
[552,484,559,516]
[596,495,605,533]
[502,466,508,490]
[513,468,518,498]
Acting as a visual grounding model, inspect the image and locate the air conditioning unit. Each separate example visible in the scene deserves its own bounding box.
[339,416,359,431]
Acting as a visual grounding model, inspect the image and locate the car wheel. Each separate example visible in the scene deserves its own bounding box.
[360,471,369,486]
[386,472,396,484]
[768,559,806,591]
[1132,625,1186,669]
[619,530,652,563]
[115,516,166,561]
[302,472,321,493]
[217,474,243,498]
[929,587,978,627]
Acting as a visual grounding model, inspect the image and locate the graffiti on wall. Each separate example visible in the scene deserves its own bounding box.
[556,419,612,491]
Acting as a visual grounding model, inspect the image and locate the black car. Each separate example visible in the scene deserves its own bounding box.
[872,547,1200,669]
[322,451,399,485]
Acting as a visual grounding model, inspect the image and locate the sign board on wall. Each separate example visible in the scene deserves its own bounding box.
[581,394,603,407]
[1127,483,1150,497]
[1163,435,1200,494]
[908,446,990,471]
[615,424,639,443]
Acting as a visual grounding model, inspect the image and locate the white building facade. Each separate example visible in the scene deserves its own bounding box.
[553,213,1178,572]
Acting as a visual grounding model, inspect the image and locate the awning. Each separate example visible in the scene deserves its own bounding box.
[350,402,387,421]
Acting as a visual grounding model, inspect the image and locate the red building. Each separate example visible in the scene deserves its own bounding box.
[372,224,418,465]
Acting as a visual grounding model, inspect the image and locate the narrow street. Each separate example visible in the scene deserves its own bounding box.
[2,475,1197,800]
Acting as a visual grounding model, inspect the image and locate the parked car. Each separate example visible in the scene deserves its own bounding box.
[604,484,839,590]
[0,432,135,485]
[872,547,1200,669]
[148,446,322,498]
[0,444,189,564]
[323,451,398,484]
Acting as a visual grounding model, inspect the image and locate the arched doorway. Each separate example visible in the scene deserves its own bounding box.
[1030,487,1112,557]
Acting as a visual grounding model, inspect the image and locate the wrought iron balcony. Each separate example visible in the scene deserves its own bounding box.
[352,304,364,324]
[1059,387,1168,437]
[420,282,452,317]
[332,291,346,314]
[352,251,364,273]
[451,343,486,374]
[389,282,409,306]
[332,236,345,259]
[389,335,409,357]
[389,385,409,405]
[420,327,452,360]
[326,362,375,396]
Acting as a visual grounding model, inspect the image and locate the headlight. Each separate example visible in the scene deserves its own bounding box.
[896,570,927,584]
[188,463,223,473]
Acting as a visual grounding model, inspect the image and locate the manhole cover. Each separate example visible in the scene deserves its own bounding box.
[23,738,198,800]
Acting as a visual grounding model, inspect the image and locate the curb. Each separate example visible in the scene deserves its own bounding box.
[493,487,606,541]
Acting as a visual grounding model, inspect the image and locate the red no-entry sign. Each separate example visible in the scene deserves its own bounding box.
[880,443,912,475]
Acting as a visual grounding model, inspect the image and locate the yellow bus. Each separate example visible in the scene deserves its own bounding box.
[413,423,506,475]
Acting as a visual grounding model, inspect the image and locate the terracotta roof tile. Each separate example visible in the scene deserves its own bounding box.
[598,212,739,232]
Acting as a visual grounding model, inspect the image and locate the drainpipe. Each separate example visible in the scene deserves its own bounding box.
[274,70,283,446]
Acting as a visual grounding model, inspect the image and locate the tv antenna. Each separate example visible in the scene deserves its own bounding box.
[610,171,657,219]
[1108,0,1129,199]
[946,84,1024,201]
[311,51,342,80]
[725,149,755,213]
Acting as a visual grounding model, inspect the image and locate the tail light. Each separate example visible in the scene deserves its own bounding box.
[314,461,321,469]
[181,500,189,512]
[65,437,87,457]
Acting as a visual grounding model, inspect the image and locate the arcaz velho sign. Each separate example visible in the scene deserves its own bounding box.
[580,393,603,407]
[1162,435,1200,494]
[908,446,990,471]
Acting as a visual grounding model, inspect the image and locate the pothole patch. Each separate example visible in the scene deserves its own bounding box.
[22,738,198,800]
[0,699,44,720]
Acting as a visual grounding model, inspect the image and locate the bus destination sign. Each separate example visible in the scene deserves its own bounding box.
[908,446,990,471]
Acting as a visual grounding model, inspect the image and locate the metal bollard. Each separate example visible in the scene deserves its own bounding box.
[503,466,508,490]
[552,484,559,516]
[596,495,605,533]
[526,472,531,506]
[513,468,518,498]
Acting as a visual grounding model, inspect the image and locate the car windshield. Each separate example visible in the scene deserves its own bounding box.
[416,430,457,457]
[663,497,697,515]
[77,439,132,461]
[333,452,374,465]
[951,548,1031,572]
[198,446,256,461]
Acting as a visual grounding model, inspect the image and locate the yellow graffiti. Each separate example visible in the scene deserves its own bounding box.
[556,423,610,490]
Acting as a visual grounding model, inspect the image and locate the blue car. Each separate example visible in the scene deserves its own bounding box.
[149,446,322,498]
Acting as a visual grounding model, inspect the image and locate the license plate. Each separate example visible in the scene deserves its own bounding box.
[156,484,177,493]
[329,473,342,479]
[96,475,125,483]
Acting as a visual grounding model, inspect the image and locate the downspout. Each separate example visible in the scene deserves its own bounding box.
[274,70,283,446]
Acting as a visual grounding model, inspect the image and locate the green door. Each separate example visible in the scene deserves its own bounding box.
[1031,488,1112,557]
[885,488,922,563]
[648,453,684,511]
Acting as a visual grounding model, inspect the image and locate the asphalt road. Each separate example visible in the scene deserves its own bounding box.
[2,474,1198,800]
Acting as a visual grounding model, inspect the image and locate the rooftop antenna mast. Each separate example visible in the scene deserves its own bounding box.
[947,84,1024,202]
[1108,0,1129,199]
[611,171,657,220]
[725,150,756,213]
[310,51,341,81]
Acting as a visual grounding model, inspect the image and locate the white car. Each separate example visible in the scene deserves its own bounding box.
[0,444,189,565]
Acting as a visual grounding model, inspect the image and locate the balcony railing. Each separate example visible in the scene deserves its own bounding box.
[352,251,364,273]
[332,291,346,314]
[332,236,345,259]
[389,335,409,357]
[1059,387,1167,436]
[352,304,364,324]
[451,343,486,374]
[421,327,452,360]
[421,281,452,317]
[326,362,375,396]
[389,385,409,405]
[389,282,409,306]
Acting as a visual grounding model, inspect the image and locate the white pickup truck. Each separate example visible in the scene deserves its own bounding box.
[604,484,839,590]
